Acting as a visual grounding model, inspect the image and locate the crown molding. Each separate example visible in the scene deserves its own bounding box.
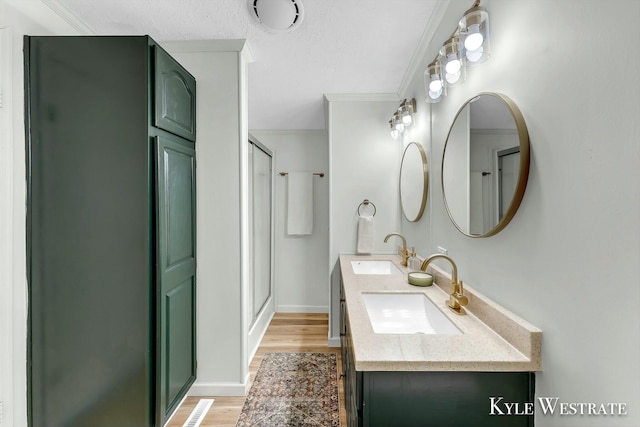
[397,0,449,98]
[323,93,401,103]
[41,0,95,34]
[250,129,326,136]
[160,39,254,63]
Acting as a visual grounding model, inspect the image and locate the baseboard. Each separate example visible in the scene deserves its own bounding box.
[248,308,274,362]
[163,392,189,427]
[327,337,341,348]
[276,305,328,313]
[188,375,249,397]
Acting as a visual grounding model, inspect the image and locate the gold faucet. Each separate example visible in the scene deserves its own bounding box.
[420,254,468,315]
[383,233,409,266]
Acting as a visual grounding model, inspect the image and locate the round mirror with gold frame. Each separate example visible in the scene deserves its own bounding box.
[400,142,428,222]
[442,93,530,237]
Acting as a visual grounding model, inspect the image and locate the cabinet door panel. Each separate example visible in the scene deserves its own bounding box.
[166,277,196,404]
[154,46,196,141]
[156,135,197,424]
[363,371,534,427]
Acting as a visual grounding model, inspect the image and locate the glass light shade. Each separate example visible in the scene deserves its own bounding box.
[402,110,412,126]
[444,67,465,86]
[389,119,399,139]
[399,100,415,126]
[427,88,444,103]
[390,112,405,133]
[446,57,461,74]
[465,25,483,51]
[429,79,443,93]
[459,6,490,65]
[439,36,466,87]
[424,61,445,103]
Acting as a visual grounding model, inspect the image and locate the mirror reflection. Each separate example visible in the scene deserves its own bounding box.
[442,93,530,237]
[400,142,428,222]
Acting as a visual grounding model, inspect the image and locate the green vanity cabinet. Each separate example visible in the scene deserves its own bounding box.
[360,371,535,427]
[340,277,363,427]
[25,36,196,427]
[340,283,535,427]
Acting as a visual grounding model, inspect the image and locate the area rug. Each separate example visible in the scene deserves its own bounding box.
[236,352,340,427]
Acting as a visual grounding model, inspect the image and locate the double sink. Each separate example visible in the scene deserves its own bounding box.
[350,260,461,335]
[342,255,542,372]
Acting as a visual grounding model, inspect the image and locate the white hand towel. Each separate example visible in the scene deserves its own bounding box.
[356,215,374,254]
[287,172,313,235]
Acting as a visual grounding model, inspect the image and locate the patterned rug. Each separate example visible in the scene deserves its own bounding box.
[236,352,340,427]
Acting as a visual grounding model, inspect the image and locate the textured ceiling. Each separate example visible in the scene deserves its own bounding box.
[56,0,439,130]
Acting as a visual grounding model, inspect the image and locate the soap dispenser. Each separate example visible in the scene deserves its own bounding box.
[407,247,420,272]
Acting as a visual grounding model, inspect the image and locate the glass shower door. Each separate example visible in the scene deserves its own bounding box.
[250,141,273,324]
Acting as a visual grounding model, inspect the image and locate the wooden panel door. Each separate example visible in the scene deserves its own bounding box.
[155,134,197,424]
[154,46,197,142]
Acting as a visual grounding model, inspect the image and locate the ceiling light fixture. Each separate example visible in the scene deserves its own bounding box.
[423,0,490,103]
[389,99,417,140]
[249,0,304,32]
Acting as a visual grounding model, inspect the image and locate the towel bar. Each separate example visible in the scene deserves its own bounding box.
[279,172,325,177]
[357,199,376,217]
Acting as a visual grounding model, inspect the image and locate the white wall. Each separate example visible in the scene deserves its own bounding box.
[250,130,330,313]
[163,40,253,397]
[399,1,640,426]
[326,95,404,259]
[326,94,403,342]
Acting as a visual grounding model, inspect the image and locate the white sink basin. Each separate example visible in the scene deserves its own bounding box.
[351,260,402,275]
[362,293,462,335]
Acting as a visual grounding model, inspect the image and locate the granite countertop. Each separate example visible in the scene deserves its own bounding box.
[339,254,542,372]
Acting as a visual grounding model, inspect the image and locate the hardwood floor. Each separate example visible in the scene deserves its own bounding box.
[166,313,346,427]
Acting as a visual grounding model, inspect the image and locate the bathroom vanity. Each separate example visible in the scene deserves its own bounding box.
[339,254,541,427]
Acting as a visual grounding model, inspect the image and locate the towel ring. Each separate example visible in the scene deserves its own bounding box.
[357,199,376,217]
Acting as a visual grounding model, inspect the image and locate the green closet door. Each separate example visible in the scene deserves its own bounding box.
[155,134,197,424]
[154,46,197,142]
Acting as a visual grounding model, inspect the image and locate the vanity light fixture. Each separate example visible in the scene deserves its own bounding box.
[399,98,416,126]
[389,119,399,139]
[439,35,466,87]
[424,59,445,103]
[423,0,490,102]
[389,98,417,139]
[459,0,490,64]
[393,112,405,133]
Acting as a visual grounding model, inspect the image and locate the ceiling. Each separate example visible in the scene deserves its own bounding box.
[56,0,441,130]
